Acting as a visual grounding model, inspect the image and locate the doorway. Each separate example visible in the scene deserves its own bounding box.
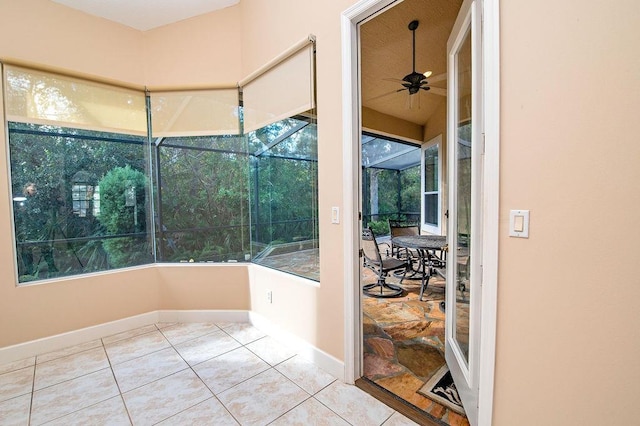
[341,0,499,425]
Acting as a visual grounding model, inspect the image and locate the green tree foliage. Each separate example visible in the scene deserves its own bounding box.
[97,165,151,267]
[97,165,147,234]
[249,120,319,249]
[400,165,420,213]
[156,136,250,262]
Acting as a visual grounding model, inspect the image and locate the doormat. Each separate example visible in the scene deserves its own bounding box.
[418,365,466,415]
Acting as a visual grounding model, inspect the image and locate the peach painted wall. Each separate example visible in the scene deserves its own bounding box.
[362,107,424,141]
[157,265,250,311]
[142,5,242,88]
[0,0,145,85]
[495,0,640,424]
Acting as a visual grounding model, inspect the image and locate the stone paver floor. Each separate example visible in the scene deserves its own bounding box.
[362,266,470,426]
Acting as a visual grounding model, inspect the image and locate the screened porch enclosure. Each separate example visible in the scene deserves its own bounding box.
[361,133,422,236]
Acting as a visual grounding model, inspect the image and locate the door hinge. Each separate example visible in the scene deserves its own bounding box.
[482,133,486,155]
[358,211,362,220]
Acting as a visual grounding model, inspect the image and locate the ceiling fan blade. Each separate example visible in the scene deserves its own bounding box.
[366,88,407,101]
[382,77,406,84]
[420,86,447,97]
[427,72,447,83]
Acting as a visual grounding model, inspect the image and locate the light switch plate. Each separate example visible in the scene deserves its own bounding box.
[509,209,530,238]
[331,207,340,224]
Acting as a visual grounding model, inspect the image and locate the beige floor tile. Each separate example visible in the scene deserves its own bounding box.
[270,397,350,425]
[102,324,158,345]
[214,321,238,330]
[0,366,34,403]
[174,331,241,366]
[30,368,119,425]
[217,368,309,426]
[155,322,177,330]
[36,340,103,364]
[34,347,109,390]
[156,397,239,425]
[245,336,296,366]
[159,322,220,345]
[122,369,212,426]
[0,394,31,426]
[315,381,394,426]
[193,347,269,394]
[383,412,420,425]
[0,357,35,375]
[111,347,188,392]
[275,355,337,395]
[223,323,267,345]
[44,396,131,425]
[104,330,170,365]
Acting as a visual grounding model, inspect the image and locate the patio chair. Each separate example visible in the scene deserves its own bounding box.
[388,220,420,259]
[361,227,408,298]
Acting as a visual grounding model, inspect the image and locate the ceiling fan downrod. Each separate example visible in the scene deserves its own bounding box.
[403,20,428,95]
[409,20,419,73]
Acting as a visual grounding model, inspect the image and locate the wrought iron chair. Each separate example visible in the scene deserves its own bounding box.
[361,227,408,298]
[388,220,420,259]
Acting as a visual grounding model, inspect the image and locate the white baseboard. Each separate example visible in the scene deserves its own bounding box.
[0,311,161,365]
[156,310,250,324]
[0,310,344,383]
[249,312,345,381]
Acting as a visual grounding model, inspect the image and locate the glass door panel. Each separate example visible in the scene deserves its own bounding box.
[455,29,472,363]
[446,0,482,423]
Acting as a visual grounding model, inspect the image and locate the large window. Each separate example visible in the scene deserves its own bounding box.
[9,123,152,282]
[240,39,319,280]
[5,38,318,284]
[153,135,250,263]
[248,116,319,280]
[4,65,152,283]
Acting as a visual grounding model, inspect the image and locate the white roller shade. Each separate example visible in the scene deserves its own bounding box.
[241,41,315,133]
[3,65,146,135]
[149,89,240,137]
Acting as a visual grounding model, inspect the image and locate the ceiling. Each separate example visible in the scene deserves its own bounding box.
[360,0,462,127]
[51,0,240,31]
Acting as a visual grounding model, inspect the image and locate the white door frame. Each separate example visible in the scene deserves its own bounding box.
[341,0,500,425]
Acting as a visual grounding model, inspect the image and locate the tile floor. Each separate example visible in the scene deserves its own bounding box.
[0,321,420,425]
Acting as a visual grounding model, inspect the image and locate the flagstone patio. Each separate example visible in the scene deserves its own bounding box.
[361,267,470,426]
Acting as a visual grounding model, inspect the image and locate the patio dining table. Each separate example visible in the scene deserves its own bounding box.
[392,234,447,301]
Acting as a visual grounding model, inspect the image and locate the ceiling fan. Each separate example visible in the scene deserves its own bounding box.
[370,20,447,102]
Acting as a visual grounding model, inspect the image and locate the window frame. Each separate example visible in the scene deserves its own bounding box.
[421,134,443,235]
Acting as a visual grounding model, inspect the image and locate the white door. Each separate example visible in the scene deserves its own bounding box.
[445,0,483,423]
